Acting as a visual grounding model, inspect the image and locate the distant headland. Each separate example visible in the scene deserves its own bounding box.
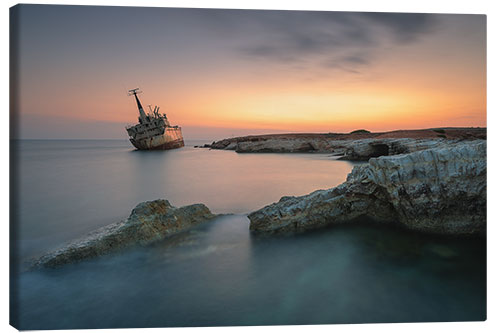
[198,127,486,160]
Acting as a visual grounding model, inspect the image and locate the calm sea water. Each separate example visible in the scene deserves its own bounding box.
[11,140,486,329]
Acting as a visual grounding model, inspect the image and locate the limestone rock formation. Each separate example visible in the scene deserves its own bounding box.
[31,200,216,268]
[204,128,486,160]
[248,141,486,235]
[337,138,447,161]
[207,136,462,160]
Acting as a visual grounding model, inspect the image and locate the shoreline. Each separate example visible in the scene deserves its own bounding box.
[29,135,486,269]
[248,140,486,235]
[198,127,486,160]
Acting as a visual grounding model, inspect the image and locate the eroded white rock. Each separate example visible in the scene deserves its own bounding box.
[248,141,486,235]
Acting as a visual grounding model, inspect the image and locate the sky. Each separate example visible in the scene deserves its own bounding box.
[12,5,486,140]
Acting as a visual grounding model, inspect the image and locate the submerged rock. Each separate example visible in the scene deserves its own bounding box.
[248,141,486,235]
[31,200,216,269]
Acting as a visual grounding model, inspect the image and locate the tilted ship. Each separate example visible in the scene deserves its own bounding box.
[125,88,184,150]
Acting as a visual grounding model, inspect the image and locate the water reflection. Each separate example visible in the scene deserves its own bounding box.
[13,214,485,330]
[17,140,356,260]
[12,141,486,329]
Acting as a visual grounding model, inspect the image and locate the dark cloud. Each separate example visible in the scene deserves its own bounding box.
[322,54,370,74]
[322,63,361,74]
[360,12,436,43]
[236,11,372,60]
[341,55,370,65]
[239,45,300,63]
[231,10,438,72]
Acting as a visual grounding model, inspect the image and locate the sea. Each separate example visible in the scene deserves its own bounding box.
[10,139,486,329]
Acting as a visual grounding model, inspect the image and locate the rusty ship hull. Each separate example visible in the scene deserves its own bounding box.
[130,127,184,150]
[125,88,184,151]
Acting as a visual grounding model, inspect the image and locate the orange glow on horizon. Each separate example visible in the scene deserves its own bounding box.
[17,9,486,139]
[20,67,485,136]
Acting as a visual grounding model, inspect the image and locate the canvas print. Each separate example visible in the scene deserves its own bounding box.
[9,4,486,330]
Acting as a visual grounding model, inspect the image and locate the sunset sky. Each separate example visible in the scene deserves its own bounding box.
[13,5,486,140]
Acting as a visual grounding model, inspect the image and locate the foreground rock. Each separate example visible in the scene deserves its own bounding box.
[203,128,486,160]
[248,141,486,235]
[31,200,216,269]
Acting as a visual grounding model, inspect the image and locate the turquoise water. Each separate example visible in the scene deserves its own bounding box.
[10,140,486,329]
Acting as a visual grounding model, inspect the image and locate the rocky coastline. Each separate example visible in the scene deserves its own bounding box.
[30,200,217,269]
[31,131,486,269]
[248,140,486,235]
[199,127,486,161]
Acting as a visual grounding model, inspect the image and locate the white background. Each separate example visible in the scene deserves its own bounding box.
[2,1,498,333]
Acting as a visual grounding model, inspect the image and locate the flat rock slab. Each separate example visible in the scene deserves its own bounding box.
[30,200,217,269]
[248,141,486,235]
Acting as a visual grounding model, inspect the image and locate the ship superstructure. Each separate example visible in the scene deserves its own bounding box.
[125,88,184,150]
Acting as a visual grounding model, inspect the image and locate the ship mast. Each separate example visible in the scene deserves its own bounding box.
[128,88,147,121]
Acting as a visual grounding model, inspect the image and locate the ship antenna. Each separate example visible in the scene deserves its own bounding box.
[128,88,147,120]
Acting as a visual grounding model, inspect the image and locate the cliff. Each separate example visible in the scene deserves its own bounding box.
[31,200,216,269]
[248,141,486,235]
